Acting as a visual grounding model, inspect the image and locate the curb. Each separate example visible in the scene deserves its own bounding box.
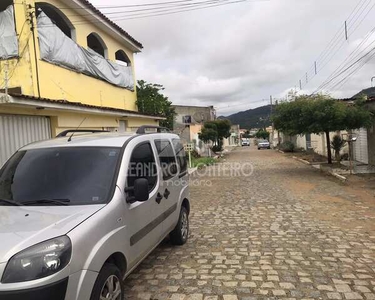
[330,172,347,182]
[292,156,311,165]
[289,155,348,183]
[188,167,198,175]
[319,165,348,183]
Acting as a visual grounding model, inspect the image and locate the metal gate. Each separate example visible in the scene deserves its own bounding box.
[353,128,368,164]
[0,114,51,167]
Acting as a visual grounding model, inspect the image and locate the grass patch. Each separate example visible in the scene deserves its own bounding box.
[191,157,216,168]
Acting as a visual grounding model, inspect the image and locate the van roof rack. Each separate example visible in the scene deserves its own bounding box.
[136,126,170,134]
[56,129,109,138]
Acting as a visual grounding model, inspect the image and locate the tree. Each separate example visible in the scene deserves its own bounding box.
[199,119,231,151]
[273,94,373,164]
[198,122,218,144]
[136,80,176,129]
[242,130,251,138]
[255,129,269,140]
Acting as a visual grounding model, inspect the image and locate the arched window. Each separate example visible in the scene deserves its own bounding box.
[115,50,131,67]
[87,33,108,58]
[35,2,75,40]
[0,0,13,12]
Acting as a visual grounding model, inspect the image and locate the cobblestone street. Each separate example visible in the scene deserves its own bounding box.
[124,146,375,300]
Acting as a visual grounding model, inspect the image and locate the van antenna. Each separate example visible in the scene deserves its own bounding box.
[68,117,87,142]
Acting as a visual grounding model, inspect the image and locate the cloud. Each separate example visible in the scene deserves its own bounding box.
[91,0,375,115]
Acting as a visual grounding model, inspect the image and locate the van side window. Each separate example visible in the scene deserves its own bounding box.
[127,143,157,196]
[154,139,178,180]
[172,139,188,174]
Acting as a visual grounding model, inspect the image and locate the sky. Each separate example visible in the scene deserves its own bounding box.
[91,0,375,116]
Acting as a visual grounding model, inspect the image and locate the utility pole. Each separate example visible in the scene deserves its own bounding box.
[270,95,274,148]
[345,21,348,41]
[28,8,41,98]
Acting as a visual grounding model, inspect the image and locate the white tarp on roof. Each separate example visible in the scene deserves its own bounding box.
[0,5,18,59]
[37,12,134,90]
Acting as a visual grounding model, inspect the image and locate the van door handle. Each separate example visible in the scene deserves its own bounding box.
[155,193,163,204]
[163,189,170,199]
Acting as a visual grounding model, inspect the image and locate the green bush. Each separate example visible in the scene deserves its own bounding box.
[192,157,216,168]
[191,149,200,158]
[331,135,346,162]
[280,141,295,152]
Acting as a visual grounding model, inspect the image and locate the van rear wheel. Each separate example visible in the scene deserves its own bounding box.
[90,263,124,300]
[170,206,189,245]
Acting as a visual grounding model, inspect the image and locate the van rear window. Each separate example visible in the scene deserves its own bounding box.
[173,139,188,174]
[155,140,178,180]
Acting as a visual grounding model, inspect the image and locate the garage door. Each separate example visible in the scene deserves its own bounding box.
[353,128,368,164]
[0,114,51,167]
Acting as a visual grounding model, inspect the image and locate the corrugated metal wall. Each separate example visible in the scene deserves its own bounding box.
[0,114,51,167]
[353,128,368,164]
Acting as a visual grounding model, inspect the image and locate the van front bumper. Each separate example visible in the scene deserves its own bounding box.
[0,277,68,300]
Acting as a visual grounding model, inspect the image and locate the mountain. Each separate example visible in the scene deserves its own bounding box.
[219,105,272,129]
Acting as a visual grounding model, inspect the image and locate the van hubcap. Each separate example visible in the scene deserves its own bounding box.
[100,275,122,300]
[181,211,189,240]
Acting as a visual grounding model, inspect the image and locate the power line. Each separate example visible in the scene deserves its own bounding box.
[296,0,374,90]
[20,0,198,10]
[59,0,260,23]
[296,0,363,88]
[36,0,255,27]
[216,99,269,111]
[313,19,375,94]
[55,0,233,17]
[311,43,375,94]
[329,49,375,91]
[347,0,375,39]
[319,25,375,91]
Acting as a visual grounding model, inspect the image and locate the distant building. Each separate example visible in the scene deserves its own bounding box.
[224,124,241,147]
[172,105,216,154]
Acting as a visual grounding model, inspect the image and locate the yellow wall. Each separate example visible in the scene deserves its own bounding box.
[1,0,138,111]
[125,117,159,131]
[0,104,161,136]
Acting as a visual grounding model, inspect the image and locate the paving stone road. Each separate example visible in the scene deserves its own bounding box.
[124,146,375,300]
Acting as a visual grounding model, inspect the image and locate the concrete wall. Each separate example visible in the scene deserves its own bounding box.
[173,105,216,132]
[366,102,375,166]
[367,125,375,166]
[294,132,349,158]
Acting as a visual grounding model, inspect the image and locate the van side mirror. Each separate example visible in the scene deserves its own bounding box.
[133,178,149,202]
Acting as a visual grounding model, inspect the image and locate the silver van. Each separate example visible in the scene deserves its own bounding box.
[0,127,190,300]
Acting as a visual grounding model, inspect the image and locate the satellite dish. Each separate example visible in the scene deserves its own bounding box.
[193,112,211,124]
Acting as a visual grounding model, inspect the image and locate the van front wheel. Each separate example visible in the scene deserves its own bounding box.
[90,263,124,300]
[170,206,189,245]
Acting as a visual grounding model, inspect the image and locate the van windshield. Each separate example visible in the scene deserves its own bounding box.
[0,147,121,206]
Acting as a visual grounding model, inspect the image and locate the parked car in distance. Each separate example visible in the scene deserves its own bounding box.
[258,139,271,150]
[241,138,250,146]
[0,127,190,300]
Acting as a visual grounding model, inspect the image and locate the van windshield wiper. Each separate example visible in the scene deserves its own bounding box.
[22,199,71,206]
[0,198,22,206]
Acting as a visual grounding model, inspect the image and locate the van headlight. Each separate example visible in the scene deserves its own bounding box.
[2,236,72,283]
